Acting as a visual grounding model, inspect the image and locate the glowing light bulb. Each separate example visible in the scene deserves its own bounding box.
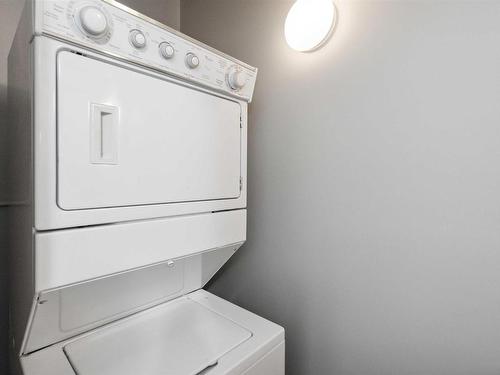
[285,0,337,52]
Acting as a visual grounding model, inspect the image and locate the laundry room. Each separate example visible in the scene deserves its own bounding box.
[2,0,500,374]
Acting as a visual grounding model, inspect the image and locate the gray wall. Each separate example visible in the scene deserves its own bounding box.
[0,1,179,372]
[0,1,24,202]
[0,1,27,372]
[182,1,500,374]
[119,0,180,29]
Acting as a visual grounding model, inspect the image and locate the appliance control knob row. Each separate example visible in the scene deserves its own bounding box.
[129,29,147,49]
[227,66,247,90]
[159,42,175,59]
[185,53,200,69]
[78,5,109,36]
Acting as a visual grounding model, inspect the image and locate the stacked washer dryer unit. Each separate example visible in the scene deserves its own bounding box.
[7,1,285,374]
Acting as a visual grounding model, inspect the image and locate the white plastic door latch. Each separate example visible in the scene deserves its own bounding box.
[90,103,119,164]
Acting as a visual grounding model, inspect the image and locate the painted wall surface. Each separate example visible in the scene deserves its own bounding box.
[0,2,27,372]
[182,1,500,374]
[0,1,24,203]
[0,1,180,371]
[119,0,180,29]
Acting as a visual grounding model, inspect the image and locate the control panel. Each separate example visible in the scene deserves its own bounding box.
[35,0,257,101]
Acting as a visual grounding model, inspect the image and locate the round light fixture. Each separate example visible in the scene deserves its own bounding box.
[284,0,337,52]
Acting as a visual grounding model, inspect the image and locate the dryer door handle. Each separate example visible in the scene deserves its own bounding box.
[90,103,119,164]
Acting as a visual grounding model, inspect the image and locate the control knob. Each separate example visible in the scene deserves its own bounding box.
[185,53,200,69]
[159,42,175,59]
[227,66,247,90]
[129,29,147,49]
[78,5,109,36]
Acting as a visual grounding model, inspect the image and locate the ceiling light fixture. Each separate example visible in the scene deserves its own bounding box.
[284,0,337,52]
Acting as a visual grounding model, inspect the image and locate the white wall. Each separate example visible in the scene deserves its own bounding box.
[182,1,500,374]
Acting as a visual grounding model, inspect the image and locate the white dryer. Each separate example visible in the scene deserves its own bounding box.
[6,1,284,374]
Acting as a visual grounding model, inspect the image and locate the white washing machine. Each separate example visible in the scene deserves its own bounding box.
[6,1,284,374]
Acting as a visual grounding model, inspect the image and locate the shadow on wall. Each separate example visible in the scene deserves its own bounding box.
[117,0,180,30]
[0,211,8,375]
[0,80,10,373]
[184,1,500,375]
[1,3,27,372]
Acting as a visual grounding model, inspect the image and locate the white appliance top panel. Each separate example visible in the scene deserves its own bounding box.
[34,0,257,101]
[57,51,241,210]
[64,297,252,375]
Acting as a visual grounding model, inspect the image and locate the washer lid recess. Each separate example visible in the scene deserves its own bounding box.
[63,297,252,375]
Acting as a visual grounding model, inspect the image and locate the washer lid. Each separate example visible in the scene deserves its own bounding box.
[63,297,252,375]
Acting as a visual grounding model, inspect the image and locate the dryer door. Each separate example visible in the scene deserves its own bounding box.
[57,51,241,210]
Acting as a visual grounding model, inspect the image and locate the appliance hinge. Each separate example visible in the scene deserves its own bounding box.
[239,177,243,191]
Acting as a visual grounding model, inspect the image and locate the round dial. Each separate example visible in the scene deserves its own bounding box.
[185,53,200,69]
[227,66,247,90]
[159,42,175,59]
[78,5,109,36]
[129,29,147,49]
